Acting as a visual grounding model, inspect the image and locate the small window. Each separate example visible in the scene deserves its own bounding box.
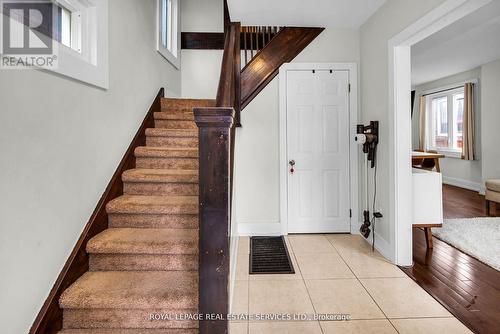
[55,2,81,53]
[157,0,180,68]
[60,6,71,47]
[426,87,467,156]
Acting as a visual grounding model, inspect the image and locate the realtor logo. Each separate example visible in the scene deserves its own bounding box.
[1,0,58,69]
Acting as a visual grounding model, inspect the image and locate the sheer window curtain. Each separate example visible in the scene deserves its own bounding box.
[462,83,475,160]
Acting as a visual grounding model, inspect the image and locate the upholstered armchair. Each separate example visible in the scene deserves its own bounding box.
[485,180,500,216]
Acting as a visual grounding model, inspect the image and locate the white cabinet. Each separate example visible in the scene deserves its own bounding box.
[412,168,443,225]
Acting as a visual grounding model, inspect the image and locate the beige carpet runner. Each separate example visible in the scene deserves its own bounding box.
[57,98,214,333]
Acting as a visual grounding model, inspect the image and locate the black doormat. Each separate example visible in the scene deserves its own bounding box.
[249,236,295,274]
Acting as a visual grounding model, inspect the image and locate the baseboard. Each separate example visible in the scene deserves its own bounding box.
[362,228,393,262]
[238,221,282,236]
[373,232,393,260]
[442,175,484,194]
[29,88,164,334]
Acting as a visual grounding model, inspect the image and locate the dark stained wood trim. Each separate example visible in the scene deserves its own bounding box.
[29,88,164,334]
[233,24,241,127]
[223,0,230,27]
[180,31,279,51]
[241,27,324,110]
[216,22,241,111]
[194,107,235,334]
[181,32,225,50]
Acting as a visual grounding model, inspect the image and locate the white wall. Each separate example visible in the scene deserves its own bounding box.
[178,1,363,237]
[481,58,500,183]
[0,1,180,333]
[412,68,483,191]
[181,0,223,99]
[359,0,446,257]
[233,28,360,235]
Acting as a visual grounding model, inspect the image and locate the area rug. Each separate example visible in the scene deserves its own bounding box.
[433,217,500,271]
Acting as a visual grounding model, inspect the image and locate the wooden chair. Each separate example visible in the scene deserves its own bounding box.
[413,149,441,172]
[413,224,442,249]
[421,150,439,172]
[412,149,425,168]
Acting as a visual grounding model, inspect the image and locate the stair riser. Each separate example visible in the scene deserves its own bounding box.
[108,214,198,229]
[136,158,198,170]
[155,120,197,129]
[89,254,198,271]
[63,309,198,329]
[124,182,198,196]
[146,136,198,148]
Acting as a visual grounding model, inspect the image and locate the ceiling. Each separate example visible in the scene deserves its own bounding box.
[411,1,500,86]
[227,0,386,28]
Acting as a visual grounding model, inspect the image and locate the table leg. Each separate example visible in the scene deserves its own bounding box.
[424,227,433,249]
[434,158,441,173]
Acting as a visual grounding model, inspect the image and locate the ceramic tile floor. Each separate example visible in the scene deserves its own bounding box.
[230,234,472,334]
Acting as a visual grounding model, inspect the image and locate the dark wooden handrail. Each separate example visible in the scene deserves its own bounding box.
[216,22,241,124]
[241,26,282,67]
[194,20,240,334]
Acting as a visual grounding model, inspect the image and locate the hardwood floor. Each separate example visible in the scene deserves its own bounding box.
[443,184,499,218]
[401,185,500,334]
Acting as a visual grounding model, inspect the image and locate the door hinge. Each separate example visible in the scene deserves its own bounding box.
[348,83,351,93]
[349,209,352,218]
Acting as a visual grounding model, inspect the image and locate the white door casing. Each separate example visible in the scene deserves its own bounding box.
[279,63,358,235]
[388,0,491,265]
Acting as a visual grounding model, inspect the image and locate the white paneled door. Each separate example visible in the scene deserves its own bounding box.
[287,70,350,233]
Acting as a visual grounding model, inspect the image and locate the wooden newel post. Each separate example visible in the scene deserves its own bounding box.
[194,107,235,334]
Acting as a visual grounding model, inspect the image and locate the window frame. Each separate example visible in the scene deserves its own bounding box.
[49,0,108,89]
[157,0,180,69]
[424,86,466,158]
[56,0,83,54]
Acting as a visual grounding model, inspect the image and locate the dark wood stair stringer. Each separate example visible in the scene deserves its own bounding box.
[240,27,324,110]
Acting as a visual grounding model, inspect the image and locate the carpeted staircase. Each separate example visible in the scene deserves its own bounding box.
[57,98,215,334]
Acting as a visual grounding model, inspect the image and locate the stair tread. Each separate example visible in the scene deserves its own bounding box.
[59,271,197,309]
[145,128,197,137]
[161,98,215,108]
[122,169,198,183]
[87,228,198,255]
[135,147,198,158]
[154,112,194,121]
[106,195,198,215]
[59,330,197,334]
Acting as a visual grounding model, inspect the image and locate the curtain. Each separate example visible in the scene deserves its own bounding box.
[462,83,475,160]
[418,95,426,150]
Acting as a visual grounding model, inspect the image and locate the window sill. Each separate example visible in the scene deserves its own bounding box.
[434,149,462,159]
[157,48,180,70]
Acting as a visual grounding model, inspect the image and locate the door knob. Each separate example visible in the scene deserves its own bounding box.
[289,160,296,174]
